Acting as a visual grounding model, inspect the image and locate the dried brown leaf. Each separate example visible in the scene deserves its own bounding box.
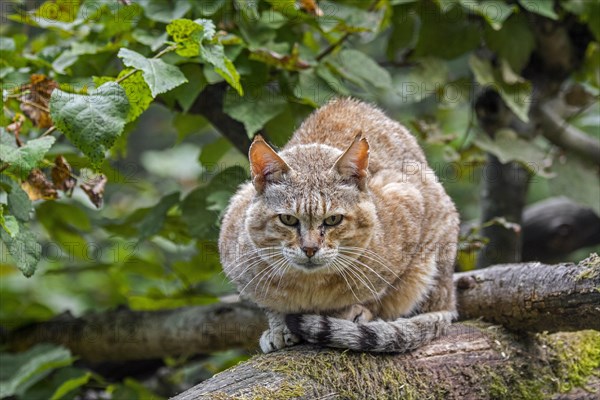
[51,155,77,196]
[81,174,107,208]
[6,114,25,145]
[22,168,58,201]
[19,74,58,128]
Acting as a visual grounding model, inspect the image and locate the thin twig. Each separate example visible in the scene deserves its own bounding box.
[316,32,352,62]
[115,69,138,84]
[153,44,177,59]
[42,126,57,137]
[21,100,50,113]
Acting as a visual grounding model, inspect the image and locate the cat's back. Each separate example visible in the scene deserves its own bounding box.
[285,98,426,173]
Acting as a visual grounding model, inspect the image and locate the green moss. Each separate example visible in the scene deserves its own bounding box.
[488,370,510,398]
[208,381,306,400]
[254,347,444,399]
[477,363,548,400]
[576,253,600,281]
[245,381,306,399]
[544,330,600,393]
[238,328,599,399]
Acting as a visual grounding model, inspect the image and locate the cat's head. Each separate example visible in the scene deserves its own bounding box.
[245,135,377,272]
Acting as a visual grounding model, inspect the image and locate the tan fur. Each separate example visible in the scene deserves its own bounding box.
[219,98,459,352]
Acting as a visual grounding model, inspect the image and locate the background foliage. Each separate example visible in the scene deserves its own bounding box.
[1,0,598,398]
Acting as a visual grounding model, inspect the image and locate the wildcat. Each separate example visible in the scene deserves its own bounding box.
[219,98,459,353]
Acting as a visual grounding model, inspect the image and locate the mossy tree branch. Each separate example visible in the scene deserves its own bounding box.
[171,326,600,399]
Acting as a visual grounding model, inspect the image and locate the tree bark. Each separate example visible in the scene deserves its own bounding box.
[171,326,600,400]
[455,256,600,332]
[3,256,599,363]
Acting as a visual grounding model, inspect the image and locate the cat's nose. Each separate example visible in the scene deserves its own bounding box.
[302,246,318,258]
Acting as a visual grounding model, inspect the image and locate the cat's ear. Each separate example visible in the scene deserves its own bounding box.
[249,135,291,194]
[333,134,369,190]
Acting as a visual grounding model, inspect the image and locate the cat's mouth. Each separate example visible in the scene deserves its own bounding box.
[292,259,329,271]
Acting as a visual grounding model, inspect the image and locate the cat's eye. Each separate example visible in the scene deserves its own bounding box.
[279,214,299,226]
[324,215,344,226]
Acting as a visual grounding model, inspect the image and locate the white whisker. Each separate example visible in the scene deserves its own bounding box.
[337,254,395,290]
[334,256,380,303]
[331,259,362,303]
[339,246,400,279]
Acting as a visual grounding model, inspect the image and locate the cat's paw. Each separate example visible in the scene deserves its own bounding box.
[259,325,301,353]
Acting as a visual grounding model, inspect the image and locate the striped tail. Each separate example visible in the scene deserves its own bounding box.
[285,311,455,352]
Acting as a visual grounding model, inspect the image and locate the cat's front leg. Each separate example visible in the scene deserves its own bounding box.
[260,309,301,353]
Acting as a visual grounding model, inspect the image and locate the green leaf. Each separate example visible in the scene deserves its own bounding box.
[293,70,339,107]
[1,214,19,237]
[93,70,154,123]
[399,57,449,103]
[549,154,600,215]
[318,0,383,34]
[109,378,166,400]
[484,13,535,72]
[166,18,217,57]
[330,49,392,92]
[386,3,417,59]
[35,202,91,233]
[474,129,548,174]
[0,175,33,222]
[518,0,558,20]
[118,48,188,98]
[414,2,480,59]
[117,70,154,122]
[201,43,243,95]
[200,137,231,167]
[315,63,351,96]
[137,192,180,240]
[166,18,203,57]
[0,218,41,277]
[182,166,248,240]
[49,372,91,400]
[467,0,515,30]
[469,55,532,122]
[0,129,56,178]
[0,345,74,398]
[138,0,191,23]
[49,82,130,167]
[223,88,286,136]
[173,113,209,142]
[168,64,207,113]
[133,30,168,52]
